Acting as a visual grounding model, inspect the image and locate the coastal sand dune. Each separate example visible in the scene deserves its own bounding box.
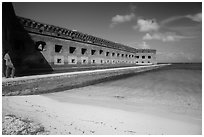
[2,68,202,135]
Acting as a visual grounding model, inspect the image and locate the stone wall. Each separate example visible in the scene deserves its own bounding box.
[2,64,167,96]
[2,3,157,76]
[29,33,156,69]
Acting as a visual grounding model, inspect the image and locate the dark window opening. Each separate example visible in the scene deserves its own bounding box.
[148,61,150,63]
[136,61,138,63]
[83,59,87,63]
[125,54,128,58]
[81,48,87,55]
[83,35,87,39]
[101,60,103,63]
[71,34,75,39]
[91,50,96,55]
[55,45,63,53]
[35,41,46,51]
[136,56,139,59]
[148,56,151,59]
[112,53,115,56]
[142,56,145,59]
[106,52,109,56]
[71,59,76,63]
[117,53,120,57]
[52,27,56,32]
[69,46,76,54]
[121,54,124,57]
[92,60,96,63]
[142,61,144,63]
[57,58,62,63]
[99,50,103,54]
[14,40,25,51]
[129,55,131,58]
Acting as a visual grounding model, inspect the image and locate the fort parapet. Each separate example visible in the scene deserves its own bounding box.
[18,16,156,54]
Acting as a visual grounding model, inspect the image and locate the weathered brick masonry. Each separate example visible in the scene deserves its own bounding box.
[2,3,156,76]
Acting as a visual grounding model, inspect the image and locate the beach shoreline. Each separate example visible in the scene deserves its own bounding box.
[2,64,202,135]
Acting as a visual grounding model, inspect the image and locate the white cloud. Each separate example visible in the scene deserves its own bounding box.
[161,12,202,25]
[135,12,201,33]
[110,13,135,28]
[143,33,152,40]
[143,32,194,42]
[186,12,202,22]
[161,16,184,25]
[133,19,160,32]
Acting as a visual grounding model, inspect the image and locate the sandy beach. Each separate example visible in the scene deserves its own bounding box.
[2,67,202,135]
[2,94,201,135]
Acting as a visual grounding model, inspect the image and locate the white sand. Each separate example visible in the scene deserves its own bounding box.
[2,94,201,135]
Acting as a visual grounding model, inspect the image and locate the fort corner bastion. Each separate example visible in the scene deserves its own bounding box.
[2,3,157,77]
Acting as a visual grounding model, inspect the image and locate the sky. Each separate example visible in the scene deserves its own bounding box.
[13,2,202,63]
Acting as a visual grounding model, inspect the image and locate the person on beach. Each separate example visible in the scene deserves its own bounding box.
[4,50,15,78]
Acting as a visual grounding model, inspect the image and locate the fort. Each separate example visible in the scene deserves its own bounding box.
[2,3,201,135]
[2,3,156,77]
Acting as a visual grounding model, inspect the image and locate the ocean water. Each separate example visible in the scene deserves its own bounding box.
[47,63,202,117]
[94,63,202,113]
